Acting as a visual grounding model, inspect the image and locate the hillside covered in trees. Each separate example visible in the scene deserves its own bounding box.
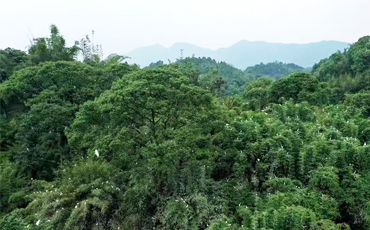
[1,25,370,230]
[245,62,309,80]
[147,59,308,95]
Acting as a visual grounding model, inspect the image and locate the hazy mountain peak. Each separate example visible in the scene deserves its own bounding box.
[126,40,349,69]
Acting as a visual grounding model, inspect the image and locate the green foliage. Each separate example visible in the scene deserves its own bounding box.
[147,60,164,69]
[0,48,28,82]
[309,167,340,195]
[270,72,319,104]
[0,154,27,213]
[0,212,27,230]
[312,52,349,81]
[176,57,254,95]
[18,159,123,230]
[28,25,80,64]
[347,36,370,74]
[2,28,370,229]
[14,101,75,180]
[198,69,227,96]
[245,61,306,79]
[0,61,134,181]
[244,77,273,111]
[313,36,370,82]
[68,67,216,157]
[0,62,101,109]
[344,91,370,116]
[0,115,19,151]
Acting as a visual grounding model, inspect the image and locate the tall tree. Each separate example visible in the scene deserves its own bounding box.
[28,25,79,64]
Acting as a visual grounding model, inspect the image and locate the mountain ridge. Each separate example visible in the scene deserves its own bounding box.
[125,40,350,69]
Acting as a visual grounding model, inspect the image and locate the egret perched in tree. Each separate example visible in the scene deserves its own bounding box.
[36,220,40,226]
[95,149,99,157]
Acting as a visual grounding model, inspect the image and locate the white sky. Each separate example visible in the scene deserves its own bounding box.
[1,0,369,56]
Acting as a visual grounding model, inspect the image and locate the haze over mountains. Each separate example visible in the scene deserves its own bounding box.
[125,40,349,69]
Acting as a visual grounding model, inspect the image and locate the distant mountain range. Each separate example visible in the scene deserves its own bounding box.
[125,40,350,69]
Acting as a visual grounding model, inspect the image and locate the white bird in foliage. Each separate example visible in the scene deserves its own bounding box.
[95,149,99,157]
[36,220,40,226]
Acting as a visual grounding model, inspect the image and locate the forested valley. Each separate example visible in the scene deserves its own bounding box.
[1,25,370,230]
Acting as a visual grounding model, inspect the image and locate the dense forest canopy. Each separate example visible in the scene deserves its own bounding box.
[147,57,254,95]
[1,25,370,230]
[147,59,309,95]
[245,62,308,80]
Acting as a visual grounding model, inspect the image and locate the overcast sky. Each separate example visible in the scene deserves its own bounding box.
[1,0,369,56]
